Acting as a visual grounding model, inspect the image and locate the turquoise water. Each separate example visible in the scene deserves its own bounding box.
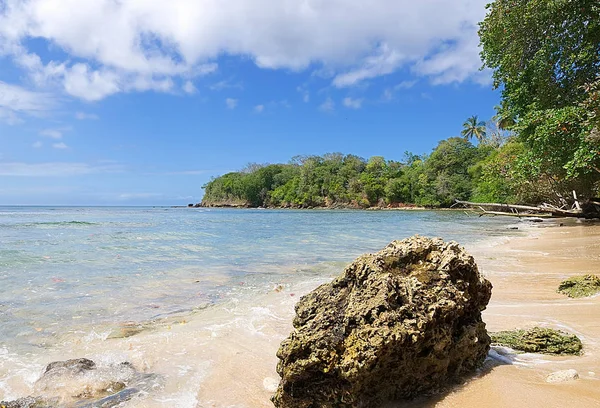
[0,206,518,353]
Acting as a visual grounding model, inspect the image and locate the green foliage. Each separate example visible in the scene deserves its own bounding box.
[202,136,514,208]
[479,0,600,116]
[479,0,600,199]
[461,115,487,143]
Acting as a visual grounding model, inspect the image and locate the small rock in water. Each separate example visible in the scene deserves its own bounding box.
[546,369,579,383]
[272,236,492,407]
[1,358,159,408]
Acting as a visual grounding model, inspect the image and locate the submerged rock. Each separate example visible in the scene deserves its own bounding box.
[490,327,582,355]
[1,359,159,408]
[557,275,600,298]
[272,236,492,408]
[546,369,579,383]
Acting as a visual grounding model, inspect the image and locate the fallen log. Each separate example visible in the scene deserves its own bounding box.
[454,199,597,219]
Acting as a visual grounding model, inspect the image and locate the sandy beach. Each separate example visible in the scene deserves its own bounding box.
[2,217,599,407]
[152,219,600,407]
[425,220,600,408]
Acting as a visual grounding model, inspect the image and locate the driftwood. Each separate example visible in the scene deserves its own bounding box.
[454,192,600,219]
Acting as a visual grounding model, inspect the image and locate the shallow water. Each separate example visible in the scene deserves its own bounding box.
[0,206,521,405]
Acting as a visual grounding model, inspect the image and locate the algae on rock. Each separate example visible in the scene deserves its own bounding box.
[490,327,582,355]
[557,275,600,298]
[272,236,493,408]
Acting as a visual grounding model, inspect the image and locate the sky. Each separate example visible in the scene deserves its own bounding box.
[0,0,501,206]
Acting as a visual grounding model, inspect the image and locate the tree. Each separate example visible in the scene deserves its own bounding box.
[461,116,487,143]
[479,0,600,199]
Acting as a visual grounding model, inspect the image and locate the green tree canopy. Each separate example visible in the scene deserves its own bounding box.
[479,0,600,198]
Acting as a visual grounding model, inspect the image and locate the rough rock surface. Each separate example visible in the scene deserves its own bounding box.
[546,369,579,383]
[557,274,600,298]
[490,327,583,355]
[0,358,158,408]
[272,236,492,408]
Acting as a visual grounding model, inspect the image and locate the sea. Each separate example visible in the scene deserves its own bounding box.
[0,206,523,407]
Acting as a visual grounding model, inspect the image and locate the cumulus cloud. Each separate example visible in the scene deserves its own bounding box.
[254,104,265,113]
[0,0,489,101]
[343,97,363,109]
[225,98,238,109]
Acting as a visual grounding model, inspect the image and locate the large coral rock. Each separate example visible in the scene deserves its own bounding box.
[272,236,492,407]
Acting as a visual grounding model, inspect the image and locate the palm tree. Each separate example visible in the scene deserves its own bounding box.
[461,115,487,143]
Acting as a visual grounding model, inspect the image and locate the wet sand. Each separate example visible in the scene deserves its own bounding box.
[171,220,600,407]
[440,221,600,408]
[3,220,600,407]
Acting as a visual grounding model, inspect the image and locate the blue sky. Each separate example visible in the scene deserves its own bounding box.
[0,0,500,205]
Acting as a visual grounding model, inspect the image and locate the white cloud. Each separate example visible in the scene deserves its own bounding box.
[0,162,123,176]
[343,97,363,109]
[395,80,418,90]
[40,129,63,139]
[209,79,244,91]
[75,112,99,120]
[333,44,405,88]
[319,97,335,112]
[52,142,68,149]
[382,80,418,101]
[0,0,491,100]
[0,81,55,123]
[225,98,238,109]
[32,141,43,148]
[183,80,197,94]
[413,33,488,85]
[254,104,265,113]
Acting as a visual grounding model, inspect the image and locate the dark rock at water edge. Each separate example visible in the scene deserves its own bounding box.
[272,236,493,408]
[1,358,160,408]
[490,327,583,355]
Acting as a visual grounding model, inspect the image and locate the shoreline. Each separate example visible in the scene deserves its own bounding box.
[1,216,599,407]
[442,219,600,408]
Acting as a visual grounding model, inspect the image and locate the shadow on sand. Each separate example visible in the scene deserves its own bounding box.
[381,346,520,408]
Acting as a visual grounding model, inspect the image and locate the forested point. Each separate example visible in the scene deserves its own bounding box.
[201,0,600,210]
[200,136,533,209]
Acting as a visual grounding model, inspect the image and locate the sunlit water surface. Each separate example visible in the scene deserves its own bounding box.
[0,207,521,405]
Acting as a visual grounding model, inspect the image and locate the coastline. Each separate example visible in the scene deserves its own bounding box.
[127,218,600,407]
[1,214,599,407]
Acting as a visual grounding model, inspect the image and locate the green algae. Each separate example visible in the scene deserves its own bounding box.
[490,327,582,355]
[557,275,600,298]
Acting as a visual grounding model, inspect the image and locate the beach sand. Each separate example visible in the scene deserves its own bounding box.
[178,220,600,407]
[424,220,600,408]
[3,220,599,407]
